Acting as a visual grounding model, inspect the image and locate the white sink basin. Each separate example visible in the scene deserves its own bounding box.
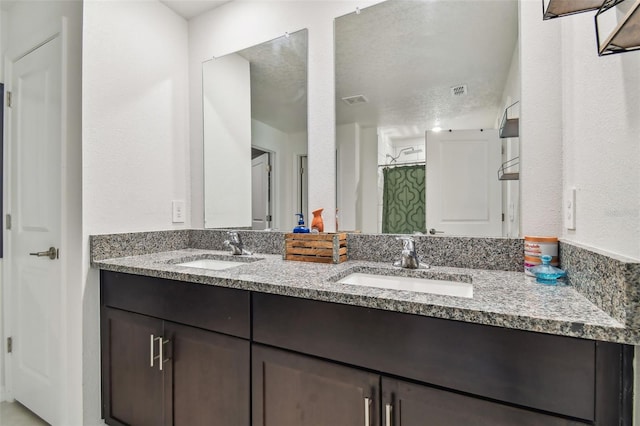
[176,257,258,271]
[338,272,473,298]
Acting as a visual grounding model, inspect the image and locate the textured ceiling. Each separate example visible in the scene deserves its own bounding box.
[236,30,308,134]
[335,0,519,136]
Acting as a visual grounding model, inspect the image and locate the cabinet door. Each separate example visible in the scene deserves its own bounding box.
[381,377,586,426]
[253,345,380,426]
[164,321,250,426]
[101,308,164,426]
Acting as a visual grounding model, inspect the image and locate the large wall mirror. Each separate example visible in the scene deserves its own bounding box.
[335,1,520,237]
[203,29,308,230]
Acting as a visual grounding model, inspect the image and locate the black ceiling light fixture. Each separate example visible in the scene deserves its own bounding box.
[542,0,606,20]
[596,0,640,55]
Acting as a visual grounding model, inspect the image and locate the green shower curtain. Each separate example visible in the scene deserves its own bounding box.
[382,165,426,234]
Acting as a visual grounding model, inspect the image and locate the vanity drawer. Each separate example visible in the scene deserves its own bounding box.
[253,293,596,421]
[101,271,250,339]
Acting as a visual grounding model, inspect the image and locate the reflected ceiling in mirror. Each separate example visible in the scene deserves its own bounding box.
[336,0,518,132]
[245,33,308,133]
[335,1,520,237]
[203,29,308,231]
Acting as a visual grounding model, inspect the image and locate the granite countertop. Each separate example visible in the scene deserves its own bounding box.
[92,248,634,344]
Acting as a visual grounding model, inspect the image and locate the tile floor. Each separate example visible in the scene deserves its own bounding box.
[0,401,49,425]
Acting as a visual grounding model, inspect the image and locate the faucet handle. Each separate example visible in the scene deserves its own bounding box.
[225,231,251,255]
[395,236,416,251]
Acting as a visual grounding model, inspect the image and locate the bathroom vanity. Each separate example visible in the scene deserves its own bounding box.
[94,234,635,426]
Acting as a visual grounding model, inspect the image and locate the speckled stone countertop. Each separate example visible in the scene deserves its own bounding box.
[91,248,638,345]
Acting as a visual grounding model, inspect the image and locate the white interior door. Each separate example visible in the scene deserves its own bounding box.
[251,152,270,230]
[426,129,502,237]
[8,35,63,425]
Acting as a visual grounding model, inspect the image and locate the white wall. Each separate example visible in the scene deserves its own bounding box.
[391,138,425,164]
[377,130,395,232]
[499,42,521,238]
[288,129,309,224]
[519,0,640,260]
[520,0,564,239]
[82,1,189,424]
[358,126,378,233]
[252,119,307,231]
[338,123,382,233]
[83,1,189,235]
[337,122,359,231]
[559,12,640,259]
[189,1,382,232]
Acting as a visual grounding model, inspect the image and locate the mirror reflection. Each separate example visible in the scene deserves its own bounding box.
[203,29,308,230]
[335,1,520,237]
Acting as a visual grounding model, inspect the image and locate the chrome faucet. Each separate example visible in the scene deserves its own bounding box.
[393,236,428,269]
[224,231,252,255]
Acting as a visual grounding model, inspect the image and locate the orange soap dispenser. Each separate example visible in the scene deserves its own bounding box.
[311,208,324,232]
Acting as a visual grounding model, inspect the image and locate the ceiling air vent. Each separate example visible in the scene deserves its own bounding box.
[450,84,468,96]
[341,95,369,105]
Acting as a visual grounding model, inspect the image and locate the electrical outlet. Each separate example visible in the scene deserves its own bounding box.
[566,188,576,230]
[172,200,185,223]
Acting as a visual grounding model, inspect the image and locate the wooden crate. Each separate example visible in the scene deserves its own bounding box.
[284,233,348,264]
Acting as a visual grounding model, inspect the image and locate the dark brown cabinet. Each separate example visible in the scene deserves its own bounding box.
[252,345,379,426]
[252,345,585,426]
[253,293,632,426]
[102,308,250,426]
[102,308,164,426]
[381,378,584,426]
[165,322,250,426]
[101,272,251,426]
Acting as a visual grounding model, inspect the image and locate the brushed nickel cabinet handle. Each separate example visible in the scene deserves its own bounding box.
[385,403,393,426]
[158,338,170,371]
[150,334,157,367]
[364,397,372,426]
[150,335,170,370]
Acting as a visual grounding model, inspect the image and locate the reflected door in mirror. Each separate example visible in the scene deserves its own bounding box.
[252,151,271,230]
[426,130,502,237]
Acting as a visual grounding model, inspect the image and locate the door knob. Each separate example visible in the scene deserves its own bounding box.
[29,247,58,260]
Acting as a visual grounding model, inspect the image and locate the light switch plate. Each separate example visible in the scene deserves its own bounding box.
[172,200,185,223]
[566,188,576,230]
